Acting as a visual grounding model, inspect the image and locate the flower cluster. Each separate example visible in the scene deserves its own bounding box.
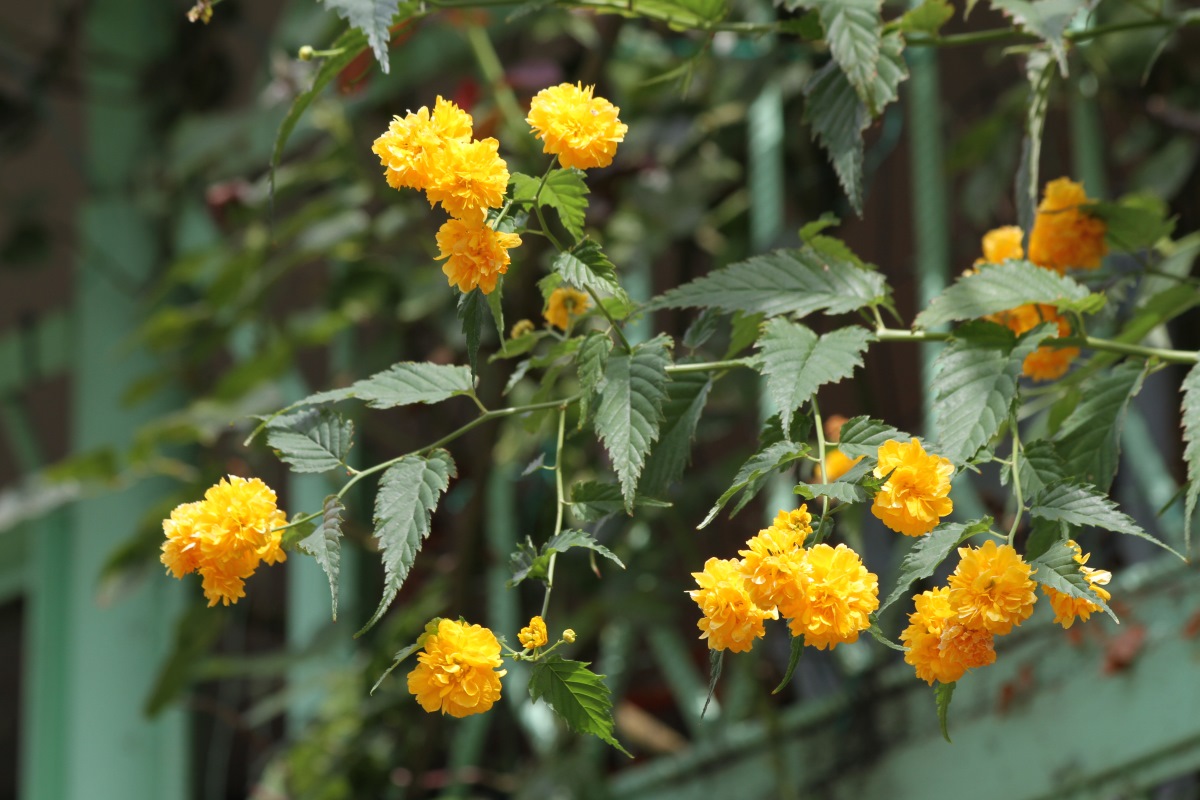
[1042,540,1113,628]
[160,476,287,607]
[971,177,1106,382]
[372,97,519,294]
[902,541,1038,685]
[408,618,507,718]
[527,83,629,170]
[871,438,954,536]
[691,506,879,653]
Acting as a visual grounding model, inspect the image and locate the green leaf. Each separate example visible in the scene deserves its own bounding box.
[553,240,625,299]
[795,480,871,504]
[990,0,1089,74]
[1029,541,1117,622]
[811,0,884,105]
[931,321,1048,464]
[509,529,625,586]
[936,682,955,743]
[308,361,475,410]
[320,0,409,72]
[369,638,425,695]
[577,332,614,425]
[569,480,672,523]
[881,518,994,611]
[836,415,912,460]
[490,331,543,362]
[803,31,907,212]
[699,441,812,529]
[266,407,353,473]
[486,281,505,341]
[457,289,487,377]
[915,261,1097,330]
[511,169,589,242]
[297,495,346,621]
[357,450,456,637]
[867,619,908,652]
[899,0,954,33]
[594,336,673,513]
[650,247,889,319]
[1085,197,1176,252]
[1025,517,1067,561]
[1031,480,1182,559]
[1054,361,1145,490]
[703,650,724,717]
[640,373,713,497]
[757,320,873,433]
[683,308,722,350]
[1183,361,1200,552]
[271,27,370,203]
[1013,439,1069,498]
[529,657,629,754]
[773,636,805,695]
[1016,49,1055,234]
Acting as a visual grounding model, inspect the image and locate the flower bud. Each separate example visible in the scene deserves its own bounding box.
[562,629,576,644]
[298,45,315,61]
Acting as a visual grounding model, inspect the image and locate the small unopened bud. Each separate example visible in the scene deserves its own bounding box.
[298,45,315,61]
[562,629,576,643]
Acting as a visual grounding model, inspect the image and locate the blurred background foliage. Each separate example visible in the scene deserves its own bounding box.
[2,0,1200,797]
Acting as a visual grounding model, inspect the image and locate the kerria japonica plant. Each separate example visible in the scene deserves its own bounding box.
[163,0,1200,748]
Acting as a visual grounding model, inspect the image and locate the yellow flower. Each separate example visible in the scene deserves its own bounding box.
[1043,541,1113,629]
[510,319,535,338]
[739,507,812,612]
[901,587,996,685]
[526,82,628,170]
[160,476,287,607]
[372,97,474,192]
[544,287,590,330]
[435,218,522,295]
[1028,177,1108,273]
[975,225,1025,266]
[562,628,576,643]
[870,438,954,537]
[518,615,549,649]
[407,618,507,718]
[784,543,879,650]
[424,137,510,225]
[689,557,776,653]
[985,303,1079,383]
[947,540,1037,635]
[817,449,863,483]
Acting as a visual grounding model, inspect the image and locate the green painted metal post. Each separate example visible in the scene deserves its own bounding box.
[23,0,189,796]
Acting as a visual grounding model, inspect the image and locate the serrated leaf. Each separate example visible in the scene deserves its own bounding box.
[936,682,955,743]
[803,31,907,212]
[836,416,912,460]
[757,320,873,433]
[1016,49,1055,234]
[320,0,408,73]
[683,308,722,350]
[915,261,1096,330]
[990,0,1091,75]
[932,322,1048,464]
[569,480,672,523]
[577,332,613,425]
[457,289,487,378]
[271,27,369,203]
[266,407,353,473]
[1029,540,1116,622]
[867,618,908,651]
[881,518,994,611]
[703,650,724,717]
[1183,361,1200,552]
[1013,439,1069,498]
[1054,361,1145,490]
[795,480,871,503]
[309,361,475,410]
[773,636,805,695]
[812,0,883,105]
[1025,517,1067,561]
[699,441,812,529]
[1086,198,1176,252]
[509,529,625,586]
[297,495,345,620]
[553,240,624,299]
[357,450,456,636]
[899,0,954,34]
[370,638,425,695]
[1031,480,1182,558]
[650,247,889,318]
[490,331,543,362]
[529,657,629,754]
[511,169,589,242]
[594,336,673,512]
[640,372,713,497]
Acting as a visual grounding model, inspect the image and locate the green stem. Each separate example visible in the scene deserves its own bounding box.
[540,406,569,621]
[1007,417,1024,546]
[665,358,755,375]
[811,397,829,522]
[585,285,633,353]
[463,24,529,144]
[875,327,1198,365]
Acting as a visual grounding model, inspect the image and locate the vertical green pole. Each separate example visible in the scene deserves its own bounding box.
[33,0,188,796]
